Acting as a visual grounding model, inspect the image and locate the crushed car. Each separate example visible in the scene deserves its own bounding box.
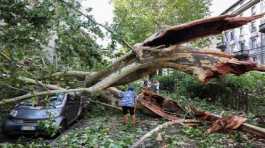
[2,92,85,137]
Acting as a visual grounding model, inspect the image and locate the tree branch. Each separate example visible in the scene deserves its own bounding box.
[132,120,184,148]
[17,76,65,90]
[88,99,122,111]
[0,88,89,105]
[57,0,133,50]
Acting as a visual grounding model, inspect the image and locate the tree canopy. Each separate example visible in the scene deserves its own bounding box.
[0,0,105,77]
[111,0,211,46]
[0,0,110,99]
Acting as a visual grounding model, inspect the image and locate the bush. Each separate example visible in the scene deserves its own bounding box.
[155,70,265,115]
[155,71,198,95]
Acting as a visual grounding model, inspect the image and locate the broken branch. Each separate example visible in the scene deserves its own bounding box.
[17,76,65,90]
[0,88,89,105]
[191,108,265,138]
[142,14,264,47]
[132,120,184,148]
[88,99,122,111]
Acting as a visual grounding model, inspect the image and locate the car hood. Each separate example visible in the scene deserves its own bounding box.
[12,106,61,120]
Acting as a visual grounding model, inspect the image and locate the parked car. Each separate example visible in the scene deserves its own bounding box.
[2,93,84,137]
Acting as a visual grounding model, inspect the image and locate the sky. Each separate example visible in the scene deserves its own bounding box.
[81,0,239,24]
[81,0,114,24]
[210,0,238,16]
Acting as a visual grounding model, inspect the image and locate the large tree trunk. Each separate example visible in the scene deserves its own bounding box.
[1,14,265,104]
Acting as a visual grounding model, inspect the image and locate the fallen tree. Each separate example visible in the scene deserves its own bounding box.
[1,14,265,106]
[191,107,265,138]
[137,90,185,120]
[9,75,265,139]
[137,90,265,138]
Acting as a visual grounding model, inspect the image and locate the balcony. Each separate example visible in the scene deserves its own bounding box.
[233,50,250,60]
[259,22,265,33]
[233,50,249,55]
[216,42,226,51]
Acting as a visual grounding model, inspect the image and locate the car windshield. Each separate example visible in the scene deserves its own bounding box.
[20,93,65,108]
[49,94,65,106]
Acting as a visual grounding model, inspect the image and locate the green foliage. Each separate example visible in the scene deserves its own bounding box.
[58,124,135,147]
[0,0,106,79]
[0,138,50,148]
[176,126,252,148]
[0,0,52,51]
[111,0,211,48]
[37,113,60,137]
[117,81,143,93]
[181,126,204,138]
[155,70,199,95]
[55,104,140,147]
[0,0,109,101]
[156,71,265,115]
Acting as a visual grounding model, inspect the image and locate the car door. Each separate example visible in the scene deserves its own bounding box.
[72,94,81,116]
[64,94,80,123]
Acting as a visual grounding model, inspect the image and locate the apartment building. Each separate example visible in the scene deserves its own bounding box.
[217,0,265,64]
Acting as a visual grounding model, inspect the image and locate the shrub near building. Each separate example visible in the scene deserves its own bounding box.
[155,71,265,115]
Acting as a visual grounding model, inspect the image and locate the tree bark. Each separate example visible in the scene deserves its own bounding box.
[51,71,95,79]
[191,107,265,138]
[2,46,265,104]
[17,76,65,90]
[0,88,90,105]
[88,99,122,111]
[132,120,184,148]
[1,14,265,104]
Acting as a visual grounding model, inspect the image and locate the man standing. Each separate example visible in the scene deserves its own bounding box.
[119,86,137,126]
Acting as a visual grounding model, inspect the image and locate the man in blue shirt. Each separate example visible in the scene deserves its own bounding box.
[120,86,137,126]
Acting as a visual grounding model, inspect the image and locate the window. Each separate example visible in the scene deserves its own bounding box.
[240,27,244,36]
[251,5,256,16]
[251,37,258,49]
[230,31,235,40]
[251,22,257,32]
[261,34,265,46]
[261,0,265,12]
[230,44,235,53]
[224,32,229,42]
[253,56,257,62]
[239,41,245,50]
[261,18,265,25]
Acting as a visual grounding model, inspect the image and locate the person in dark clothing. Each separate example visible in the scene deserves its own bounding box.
[119,86,137,126]
[143,79,151,91]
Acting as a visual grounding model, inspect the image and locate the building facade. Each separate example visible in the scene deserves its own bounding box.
[218,0,265,64]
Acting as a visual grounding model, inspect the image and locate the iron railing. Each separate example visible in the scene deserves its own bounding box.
[259,21,265,33]
[233,46,265,56]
